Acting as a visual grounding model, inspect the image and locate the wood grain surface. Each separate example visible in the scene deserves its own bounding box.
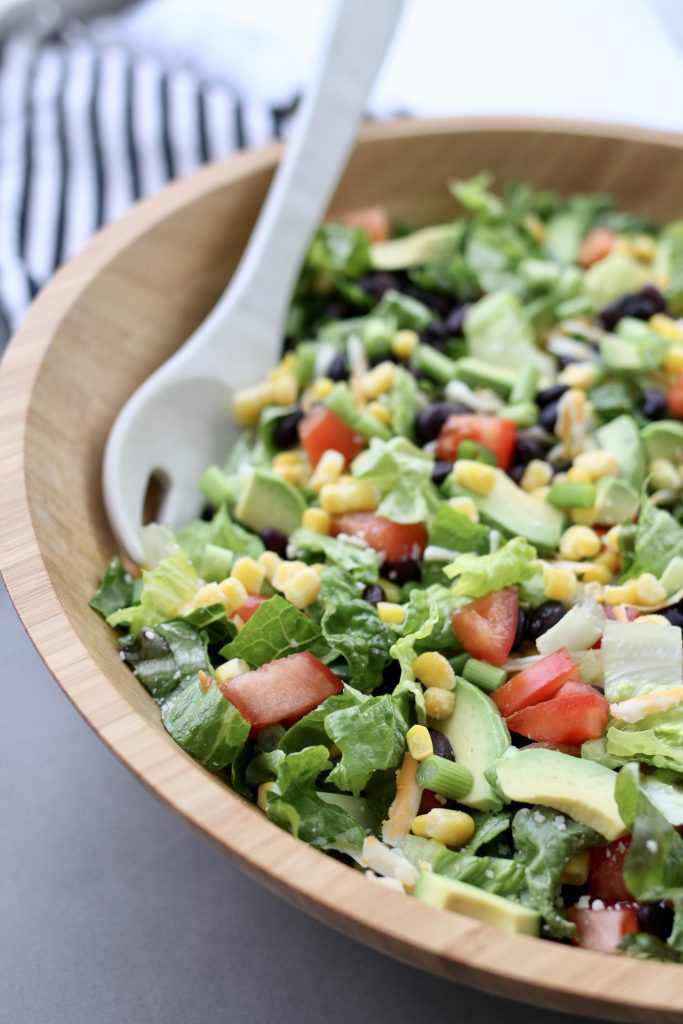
[3,118,683,1022]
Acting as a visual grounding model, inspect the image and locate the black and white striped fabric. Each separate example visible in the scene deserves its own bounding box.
[0,30,298,348]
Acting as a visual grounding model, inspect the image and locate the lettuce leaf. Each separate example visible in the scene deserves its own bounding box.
[106,550,199,633]
[620,499,683,583]
[90,557,140,618]
[428,504,490,554]
[266,746,366,850]
[386,366,423,440]
[305,222,371,278]
[464,290,553,375]
[389,590,443,725]
[219,595,322,667]
[436,852,524,897]
[463,810,513,855]
[398,584,462,654]
[605,704,683,773]
[176,504,264,571]
[444,536,540,598]
[288,528,380,583]
[318,569,392,691]
[278,688,363,754]
[350,436,440,524]
[324,693,408,796]
[601,619,682,703]
[162,676,250,771]
[119,619,211,700]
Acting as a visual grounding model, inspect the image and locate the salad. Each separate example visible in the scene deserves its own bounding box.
[92,173,683,961]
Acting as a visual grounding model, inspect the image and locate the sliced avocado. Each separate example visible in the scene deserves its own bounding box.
[414,871,540,935]
[592,475,639,526]
[492,747,626,841]
[596,414,646,488]
[234,469,305,536]
[642,420,683,463]
[434,678,510,811]
[583,252,648,307]
[445,468,563,551]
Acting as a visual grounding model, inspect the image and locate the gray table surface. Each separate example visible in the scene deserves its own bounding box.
[1,579,620,1024]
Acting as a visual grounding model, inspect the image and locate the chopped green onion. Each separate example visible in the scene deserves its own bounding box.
[457,440,497,465]
[448,652,470,676]
[547,480,596,510]
[200,466,237,508]
[411,344,457,384]
[462,658,507,693]
[416,754,473,801]
[453,357,516,397]
[509,364,540,405]
[499,401,539,427]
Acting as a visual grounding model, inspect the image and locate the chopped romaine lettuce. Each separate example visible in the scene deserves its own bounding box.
[464,291,554,375]
[620,498,683,583]
[288,529,380,583]
[119,619,210,701]
[444,536,540,598]
[428,504,490,555]
[90,557,140,618]
[106,550,199,633]
[436,852,524,897]
[162,675,250,772]
[219,595,323,667]
[601,619,683,703]
[318,569,392,692]
[351,436,439,524]
[325,692,408,796]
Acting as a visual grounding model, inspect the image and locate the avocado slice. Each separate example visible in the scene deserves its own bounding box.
[592,475,639,526]
[642,420,683,463]
[596,415,646,488]
[414,872,540,936]
[492,747,626,841]
[446,468,563,551]
[234,469,305,536]
[434,678,510,811]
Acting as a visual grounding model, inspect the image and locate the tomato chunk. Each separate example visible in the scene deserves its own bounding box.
[436,414,516,470]
[568,904,639,953]
[230,595,268,623]
[330,512,428,561]
[492,648,578,718]
[578,227,617,269]
[505,681,609,744]
[590,837,633,903]
[668,375,683,420]
[335,206,390,243]
[451,588,518,667]
[298,406,366,467]
[218,651,343,731]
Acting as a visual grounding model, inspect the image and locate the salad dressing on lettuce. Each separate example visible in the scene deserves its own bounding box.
[92,174,683,958]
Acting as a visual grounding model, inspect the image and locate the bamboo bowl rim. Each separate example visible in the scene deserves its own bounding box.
[3,117,683,1022]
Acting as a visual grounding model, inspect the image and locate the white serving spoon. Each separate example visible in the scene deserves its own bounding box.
[103,0,404,564]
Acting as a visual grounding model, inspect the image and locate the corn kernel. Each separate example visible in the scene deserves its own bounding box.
[447,496,479,522]
[559,525,601,561]
[392,328,419,360]
[218,576,248,612]
[269,372,298,405]
[257,781,275,812]
[283,566,322,608]
[191,582,225,608]
[412,651,456,690]
[406,725,434,762]
[377,602,405,625]
[310,563,327,576]
[423,687,456,720]
[273,450,305,468]
[309,449,345,492]
[600,581,639,605]
[271,559,306,592]
[231,556,266,596]
[573,449,620,480]
[258,550,282,581]
[308,376,334,401]
[582,563,613,585]
[665,347,683,376]
[632,235,657,263]
[604,526,621,552]
[410,814,429,839]
[557,362,599,390]
[562,850,590,886]
[651,313,683,342]
[361,361,396,400]
[650,458,682,491]
[214,658,250,684]
[570,507,598,527]
[378,578,402,603]
[520,459,553,493]
[543,565,578,602]
[366,401,392,426]
[452,459,496,496]
[233,382,272,426]
[424,808,475,848]
[597,549,620,573]
[302,507,332,534]
[273,462,309,487]
[319,479,380,514]
[567,466,592,484]
[634,572,667,607]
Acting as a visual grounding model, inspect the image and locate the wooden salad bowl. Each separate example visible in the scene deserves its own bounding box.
[3,117,683,1022]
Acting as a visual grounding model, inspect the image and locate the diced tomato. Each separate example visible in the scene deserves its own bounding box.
[298,406,366,467]
[451,588,518,667]
[505,680,609,745]
[229,595,268,623]
[436,414,517,470]
[568,904,639,953]
[578,227,617,269]
[492,648,578,718]
[604,605,640,622]
[668,376,683,420]
[218,651,343,732]
[330,512,428,561]
[590,837,633,903]
[419,789,447,814]
[525,741,582,757]
[335,206,390,243]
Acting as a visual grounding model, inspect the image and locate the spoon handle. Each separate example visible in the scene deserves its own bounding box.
[179,0,404,378]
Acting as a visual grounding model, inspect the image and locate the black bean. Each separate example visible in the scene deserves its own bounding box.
[405,284,452,317]
[599,285,667,331]
[537,384,569,408]
[428,729,456,762]
[524,601,567,644]
[322,301,355,322]
[513,435,550,466]
[444,305,469,337]
[258,528,288,558]
[637,901,674,940]
[424,319,450,342]
[374,659,402,695]
[382,558,422,585]
[432,460,454,485]
[327,352,349,381]
[326,849,356,868]
[415,402,466,443]
[513,607,526,651]
[539,400,561,434]
[199,504,214,522]
[362,583,386,606]
[662,603,683,629]
[273,408,304,448]
[508,464,527,485]
[358,271,401,301]
[639,388,668,421]
[409,366,428,382]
